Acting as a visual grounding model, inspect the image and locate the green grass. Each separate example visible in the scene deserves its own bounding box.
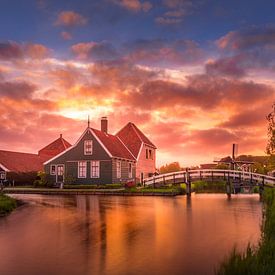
[217,188,275,274]
[0,194,17,216]
[193,180,226,193]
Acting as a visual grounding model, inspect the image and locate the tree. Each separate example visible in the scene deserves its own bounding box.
[266,103,275,155]
[159,162,181,174]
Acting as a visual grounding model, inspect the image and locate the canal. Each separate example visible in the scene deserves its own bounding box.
[0,194,262,275]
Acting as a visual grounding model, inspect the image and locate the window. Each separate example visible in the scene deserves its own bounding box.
[91,161,100,178]
[116,161,121,178]
[146,149,153,159]
[78,161,87,178]
[129,163,133,178]
[50,165,56,175]
[84,140,93,155]
[149,149,153,159]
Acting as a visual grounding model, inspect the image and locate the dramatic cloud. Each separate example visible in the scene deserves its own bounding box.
[211,26,275,77]
[0,41,50,60]
[71,42,119,61]
[0,41,23,60]
[219,105,268,128]
[205,55,247,78]
[0,81,36,99]
[55,11,88,27]
[125,75,274,110]
[112,0,152,12]
[217,26,275,51]
[125,39,205,67]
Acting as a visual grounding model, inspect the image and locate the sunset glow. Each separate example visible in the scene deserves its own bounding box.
[0,0,274,166]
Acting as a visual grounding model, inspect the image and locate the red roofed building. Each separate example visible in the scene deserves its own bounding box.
[0,135,71,180]
[116,122,157,181]
[44,117,157,185]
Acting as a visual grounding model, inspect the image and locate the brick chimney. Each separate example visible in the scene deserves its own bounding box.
[101,117,108,133]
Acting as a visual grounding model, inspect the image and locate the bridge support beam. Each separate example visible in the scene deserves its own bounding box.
[186,168,191,197]
[226,172,231,198]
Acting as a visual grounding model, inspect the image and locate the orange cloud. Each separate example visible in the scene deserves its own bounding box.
[55,10,88,27]
[0,41,50,60]
[112,0,152,12]
[61,31,73,40]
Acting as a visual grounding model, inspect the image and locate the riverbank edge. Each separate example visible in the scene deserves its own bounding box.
[3,188,182,196]
[0,194,22,217]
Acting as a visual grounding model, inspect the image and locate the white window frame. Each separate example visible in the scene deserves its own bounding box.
[128,162,133,178]
[50,165,56,175]
[116,161,121,178]
[84,140,93,155]
[78,161,87,178]
[91,161,100,178]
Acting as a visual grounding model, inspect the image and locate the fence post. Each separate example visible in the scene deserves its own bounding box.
[173,173,176,185]
[153,176,155,189]
[259,176,265,199]
[163,175,166,185]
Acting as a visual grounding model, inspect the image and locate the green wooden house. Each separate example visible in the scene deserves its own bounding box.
[44,117,137,185]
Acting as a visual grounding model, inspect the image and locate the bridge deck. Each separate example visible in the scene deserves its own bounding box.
[143,169,275,187]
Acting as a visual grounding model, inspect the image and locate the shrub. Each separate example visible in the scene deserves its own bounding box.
[0,194,17,216]
[33,171,51,187]
[7,172,37,186]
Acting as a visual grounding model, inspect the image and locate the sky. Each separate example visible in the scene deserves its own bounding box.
[0,0,275,167]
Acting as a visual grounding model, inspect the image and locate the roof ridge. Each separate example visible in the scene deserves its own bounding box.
[0,149,38,156]
[115,122,131,136]
[60,137,67,149]
[129,123,143,142]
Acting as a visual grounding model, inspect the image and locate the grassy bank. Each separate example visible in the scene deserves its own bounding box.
[217,188,275,274]
[0,194,17,216]
[193,180,226,193]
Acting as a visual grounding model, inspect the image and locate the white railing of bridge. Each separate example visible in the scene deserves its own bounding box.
[143,169,275,187]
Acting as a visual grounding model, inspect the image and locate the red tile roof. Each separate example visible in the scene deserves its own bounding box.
[91,128,135,160]
[116,122,156,158]
[38,135,71,160]
[0,150,44,172]
[0,135,71,172]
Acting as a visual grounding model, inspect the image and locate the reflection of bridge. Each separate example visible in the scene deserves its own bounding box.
[143,169,275,196]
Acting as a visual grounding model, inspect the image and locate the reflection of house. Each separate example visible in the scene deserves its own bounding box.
[0,135,71,180]
[44,117,157,185]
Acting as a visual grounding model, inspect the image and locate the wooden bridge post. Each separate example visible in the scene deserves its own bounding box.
[163,175,166,185]
[200,171,202,181]
[186,168,191,197]
[173,173,176,185]
[226,171,231,198]
[153,176,155,189]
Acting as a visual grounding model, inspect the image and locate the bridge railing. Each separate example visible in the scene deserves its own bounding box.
[143,169,275,187]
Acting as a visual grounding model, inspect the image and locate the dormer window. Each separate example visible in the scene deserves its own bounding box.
[84,140,93,155]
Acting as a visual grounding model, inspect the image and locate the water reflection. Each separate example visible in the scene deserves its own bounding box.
[0,194,262,275]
